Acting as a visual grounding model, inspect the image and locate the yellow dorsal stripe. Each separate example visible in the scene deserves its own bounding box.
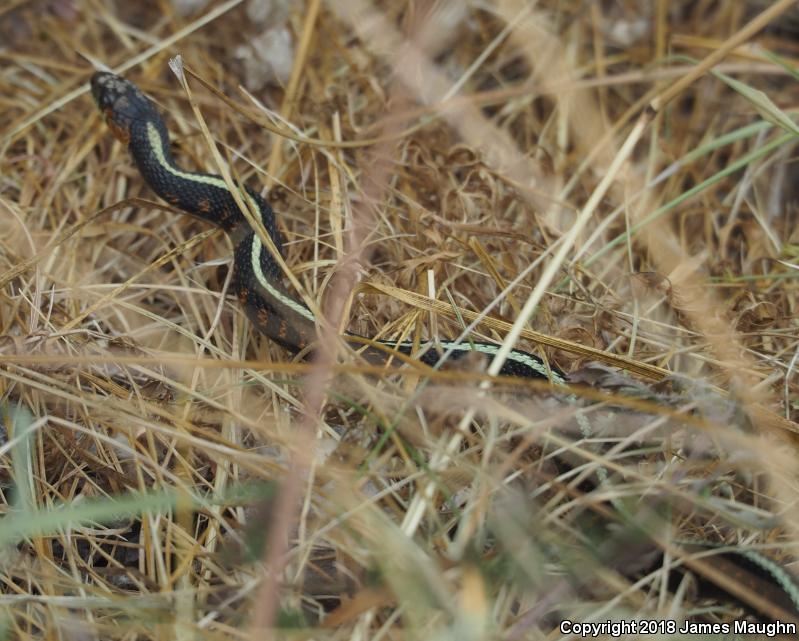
[250,235,316,323]
[147,122,263,217]
[147,122,230,189]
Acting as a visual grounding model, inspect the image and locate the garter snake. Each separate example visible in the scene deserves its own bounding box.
[89,71,799,623]
[89,71,565,382]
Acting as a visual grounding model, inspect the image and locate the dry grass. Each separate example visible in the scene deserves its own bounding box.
[2,0,799,639]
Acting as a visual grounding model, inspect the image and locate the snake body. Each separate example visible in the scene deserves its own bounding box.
[89,72,799,622]
[90,71,564,381]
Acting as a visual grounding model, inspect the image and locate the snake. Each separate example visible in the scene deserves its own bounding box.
[89,70,566,382]
[89,71,799,623]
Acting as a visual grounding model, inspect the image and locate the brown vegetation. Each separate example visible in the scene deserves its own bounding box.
[2,0,799,638]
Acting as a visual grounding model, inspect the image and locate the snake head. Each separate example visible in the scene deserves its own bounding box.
[90,72,158,145]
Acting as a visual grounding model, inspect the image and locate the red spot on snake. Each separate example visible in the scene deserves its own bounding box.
[105,112,130,145]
